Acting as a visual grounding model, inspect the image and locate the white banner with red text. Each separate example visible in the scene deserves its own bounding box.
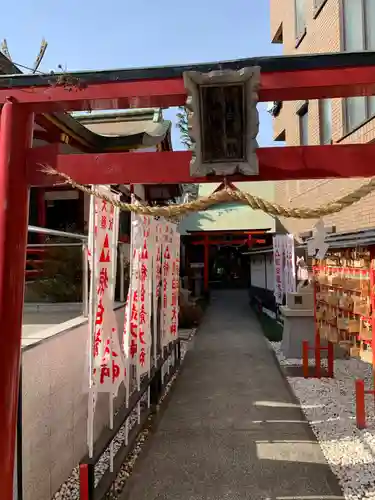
[88,187,127,396]
[272,234,296,304]
[123,214,180,378]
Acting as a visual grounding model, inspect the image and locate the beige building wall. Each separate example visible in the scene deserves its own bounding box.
[270,0,375,236]
[22,306,126,500]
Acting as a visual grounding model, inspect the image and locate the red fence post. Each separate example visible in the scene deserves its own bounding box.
[0,100,33,499]
[79,463,95,500]
[302,341,309,378]
[327,341,334,378]
[355,379,366,429]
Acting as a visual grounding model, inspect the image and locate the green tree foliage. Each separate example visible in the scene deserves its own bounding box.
[176,107,199,201]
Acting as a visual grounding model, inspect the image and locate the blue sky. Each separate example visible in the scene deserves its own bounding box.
[0,0,282,149]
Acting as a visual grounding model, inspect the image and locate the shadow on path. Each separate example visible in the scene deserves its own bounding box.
[121,290,343,500]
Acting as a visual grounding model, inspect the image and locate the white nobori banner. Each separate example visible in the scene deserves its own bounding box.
[88,188,127,395]
[123,213,180,379]
[272,234,296,304]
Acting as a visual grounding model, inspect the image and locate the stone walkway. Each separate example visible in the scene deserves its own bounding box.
[121,290,343,500]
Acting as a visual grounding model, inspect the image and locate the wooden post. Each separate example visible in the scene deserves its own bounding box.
[0,100,33,499]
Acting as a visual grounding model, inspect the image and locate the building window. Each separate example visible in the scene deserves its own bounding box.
[295,0,306,40]
[319,99,332,144]
[297,102,309,145]
[343,0,375,132]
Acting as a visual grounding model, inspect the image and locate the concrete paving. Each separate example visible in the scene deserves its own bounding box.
[22,310,80,338]
[122,290,343,500]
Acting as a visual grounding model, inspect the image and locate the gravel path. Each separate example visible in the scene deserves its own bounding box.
[119,291,341,500]
[271,341,375,500]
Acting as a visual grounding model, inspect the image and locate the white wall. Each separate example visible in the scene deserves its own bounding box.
[250,256,266,289]
[250,254,275,291]
[21,306,126,500]
[266,254,274,291]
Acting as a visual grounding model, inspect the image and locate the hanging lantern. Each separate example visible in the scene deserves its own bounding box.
[183,67,260,178]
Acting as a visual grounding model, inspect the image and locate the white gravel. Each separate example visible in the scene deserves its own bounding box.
[52,328,196,500]
[271,341,375,500]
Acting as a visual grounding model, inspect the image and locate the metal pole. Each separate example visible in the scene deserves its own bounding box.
[82,243,89,317]
[16,366,23,500]
[119,244,125,303]
[0,100,33,499]
[27,225,87,241]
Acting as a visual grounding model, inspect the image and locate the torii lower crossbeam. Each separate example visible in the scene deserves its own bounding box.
[28,143,375,186]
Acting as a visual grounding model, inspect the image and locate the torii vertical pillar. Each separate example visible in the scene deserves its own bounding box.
[0,99,33,499]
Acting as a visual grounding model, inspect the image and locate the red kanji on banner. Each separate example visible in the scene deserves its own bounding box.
[141,241,148,260]
[98,268,109,295]
[170,323,177,335]
[139,348,146,366]
[141,263,148,282]
[100,215,107,229]
[94,328,102,356]
[163,261,170,274]
[139,304,146,325]
[130,339,137,358]
[96,299,104,325]
[99,233,111,263]
[164,246,170,259]
[112,361,120,382]
[130,322,137,338]
[140,283,145,302]
[139,330,146,345]
[100,365,110,384]
[131,303,138,321]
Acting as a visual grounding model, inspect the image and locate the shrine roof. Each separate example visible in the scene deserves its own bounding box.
[0,51,375,88]
[178,182,276,235]
[305,227,375,250]
[73,109,172,150]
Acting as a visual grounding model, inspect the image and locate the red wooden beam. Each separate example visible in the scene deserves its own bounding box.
[28,143,375,186]
[188,230,266,236]
[0,79,186,113]
[191,239,266,245]
[260,66,375,101]
[2,66,375,111]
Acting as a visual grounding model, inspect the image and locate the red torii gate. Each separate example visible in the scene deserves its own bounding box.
[1,51,375,497]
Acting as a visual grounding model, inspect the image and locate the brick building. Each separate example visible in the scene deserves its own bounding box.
[270,0,375,236]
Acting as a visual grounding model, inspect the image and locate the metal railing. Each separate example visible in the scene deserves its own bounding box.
[26,226,129,317]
